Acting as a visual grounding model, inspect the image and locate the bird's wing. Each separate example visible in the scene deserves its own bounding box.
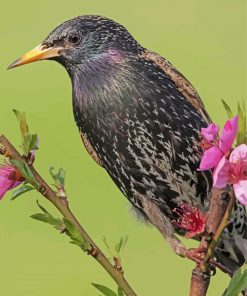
[139,50,211,124]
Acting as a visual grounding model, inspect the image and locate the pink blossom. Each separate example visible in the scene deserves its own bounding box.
[199,116,238,171]
[0,165,24,199]
[173,204,208,238]
[201,123,219,142]
[213,144,247,205]
[212,156,230,188]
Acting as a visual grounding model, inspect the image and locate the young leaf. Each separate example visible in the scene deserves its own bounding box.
[115,238,124,255]
[224,264,247,296]
[237,102,247,145]
[118,287,125,296]
[58,168,66,187]
[13,109,29,137]
[9,159,31,180]
[50,167,66,188]
[32,203,88,249]
[31,213,64,230]
[63,218,88,251]
[10,159,39,187]
[103,236,115,258]
[36,200,50,214]
[103,236,129,260]
[115,236,128,257]
[222,100,233,118]
[24,133,39,155]
[92,283,118,296]
[31,200,64,230]
[13,109,22,123]
[13,109,39,156]
[11,184,35,200]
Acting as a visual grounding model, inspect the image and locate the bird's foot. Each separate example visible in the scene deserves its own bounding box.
[174,244,206,264]
[179,246,232,275]
[184,246,207,265]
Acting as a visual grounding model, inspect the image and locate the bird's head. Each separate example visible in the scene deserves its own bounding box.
[8,15,142,73]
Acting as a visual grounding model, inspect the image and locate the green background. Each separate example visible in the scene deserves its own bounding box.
[0,1,246,295]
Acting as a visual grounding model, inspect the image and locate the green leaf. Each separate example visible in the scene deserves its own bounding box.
[92,284,118,296]
[36,200,50,214]
[103,236,115,258]
[13,109,22,123]
[63,218,88,251]
[31,213,64,230]
[13,109,39,156]
[117,287,125,296]
[103,236,129,260]
[224,264,247,296]
[23,133,38,155]
[11,184,35,200]
[32,203,88,249]
[115,238,124,255]
[58,168,66,187]
[222,100,233,118]
[237,102,247,145]
[63,218,82,241]
[13,109,29,137]
[31,200,64,230]
[50,167,66,188]
[10,159,39,187]
[115,236,128,257]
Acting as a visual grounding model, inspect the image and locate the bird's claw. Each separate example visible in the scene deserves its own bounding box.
[185,247,207,265]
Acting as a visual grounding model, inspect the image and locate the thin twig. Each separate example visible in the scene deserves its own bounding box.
[0,135,137,296]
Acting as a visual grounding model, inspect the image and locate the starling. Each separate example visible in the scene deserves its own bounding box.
[8,15,247,273]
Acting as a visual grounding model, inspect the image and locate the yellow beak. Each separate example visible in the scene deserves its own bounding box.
[8,44,63,69]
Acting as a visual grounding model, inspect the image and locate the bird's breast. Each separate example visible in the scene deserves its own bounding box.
[71,58,212,217]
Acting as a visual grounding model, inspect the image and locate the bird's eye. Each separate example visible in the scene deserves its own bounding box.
[68,33,81,45]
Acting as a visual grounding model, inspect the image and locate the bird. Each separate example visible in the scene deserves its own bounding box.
[8,15,247,274]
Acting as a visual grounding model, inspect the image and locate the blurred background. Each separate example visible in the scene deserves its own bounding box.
[0,1,246,295]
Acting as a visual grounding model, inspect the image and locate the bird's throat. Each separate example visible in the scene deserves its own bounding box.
[71,56,134,124]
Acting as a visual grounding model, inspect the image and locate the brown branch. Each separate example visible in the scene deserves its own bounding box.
[202,189,235,270]
[189,268,211,296]
[189,188,236,296]
[0,135,137,296]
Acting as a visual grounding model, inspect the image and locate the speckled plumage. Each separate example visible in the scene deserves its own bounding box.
[31,15,247,272]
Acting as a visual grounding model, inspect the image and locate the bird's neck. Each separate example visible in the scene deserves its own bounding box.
[69,52,136,128]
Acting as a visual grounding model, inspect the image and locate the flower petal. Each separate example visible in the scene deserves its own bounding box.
[0,165,14,175]
[199,146,223,170]
[0,175,15,199]
[213,156,230,188]
[229,144,247,163]
[185,231,198,239]
[0,165,23,199]
[201,124,219,142]
[8,180,22,190]
[219,116,238,153]
[233,181,247,205]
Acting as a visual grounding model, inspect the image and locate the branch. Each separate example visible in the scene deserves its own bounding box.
[189,267,210,296]
[0,134,137,296]
[189,188,236,296]
[202,189,235,271]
